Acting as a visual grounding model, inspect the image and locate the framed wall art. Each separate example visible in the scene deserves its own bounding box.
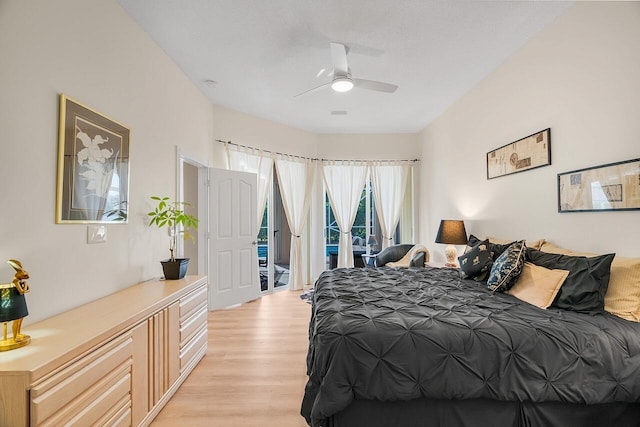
[487,128,551,179]
[56,94,130,223]
[558,157,640,213]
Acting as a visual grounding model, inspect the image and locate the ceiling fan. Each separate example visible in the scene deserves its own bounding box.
[294,42,398,98]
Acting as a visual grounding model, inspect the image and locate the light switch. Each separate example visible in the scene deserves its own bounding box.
[87,225,107,244]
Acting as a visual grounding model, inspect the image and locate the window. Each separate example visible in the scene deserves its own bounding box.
[325,176,411,268]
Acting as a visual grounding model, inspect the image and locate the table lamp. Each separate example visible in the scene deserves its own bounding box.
[434,220,468,267]
[0,260,31,351]
[367,235,378,252]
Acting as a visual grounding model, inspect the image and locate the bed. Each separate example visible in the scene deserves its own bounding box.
[301,248,640,427]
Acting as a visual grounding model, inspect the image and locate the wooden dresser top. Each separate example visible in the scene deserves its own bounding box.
[0,275,207,383]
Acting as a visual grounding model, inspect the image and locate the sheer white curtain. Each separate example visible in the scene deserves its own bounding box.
[322,162,368,268]
[225,145,274,233]
[370,163,410,249]
[275,157,316,290]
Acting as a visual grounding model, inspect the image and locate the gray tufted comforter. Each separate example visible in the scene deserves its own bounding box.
[301,267,640,427]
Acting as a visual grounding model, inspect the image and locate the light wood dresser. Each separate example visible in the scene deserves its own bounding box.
[0,275,208,427]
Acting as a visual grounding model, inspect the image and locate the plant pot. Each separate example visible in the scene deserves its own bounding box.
[161,258,190,280]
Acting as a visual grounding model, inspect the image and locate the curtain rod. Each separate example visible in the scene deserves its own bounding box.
[216,139,420,163]
[217,139,319,161]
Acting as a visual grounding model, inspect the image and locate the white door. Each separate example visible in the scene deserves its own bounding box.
[209,168,260,310]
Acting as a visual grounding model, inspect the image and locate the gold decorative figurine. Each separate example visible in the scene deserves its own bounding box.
[0,259,31,351]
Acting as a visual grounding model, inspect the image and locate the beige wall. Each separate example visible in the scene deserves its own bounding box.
[419,2,640,261]
[0,0,214,322]
[211,104,318,168]
[316,134,419,160]
[211,109,420,164]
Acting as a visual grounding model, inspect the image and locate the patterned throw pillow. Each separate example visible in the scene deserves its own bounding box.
[458,240,493,281]
[487,241,526,292]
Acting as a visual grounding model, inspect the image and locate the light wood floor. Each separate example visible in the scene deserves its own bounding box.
[151,290,312,427]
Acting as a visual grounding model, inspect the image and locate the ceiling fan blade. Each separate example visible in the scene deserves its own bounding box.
[353,78,398,93]
[294,81,331,98]
[330,42,349,75]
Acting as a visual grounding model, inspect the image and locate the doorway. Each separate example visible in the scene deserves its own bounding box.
[259,167,290,293]
[180,150,292,299]
[179,150,265,309]
[178,149,207,276]
[182,161,200,274]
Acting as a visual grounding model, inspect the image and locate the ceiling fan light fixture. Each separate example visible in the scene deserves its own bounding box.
[331,76,354,92]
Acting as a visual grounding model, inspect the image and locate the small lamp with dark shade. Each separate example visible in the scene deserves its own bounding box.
[367,235,378,252]
[434,220,468,267]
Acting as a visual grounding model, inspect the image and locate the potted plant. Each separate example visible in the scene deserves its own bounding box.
[148,196,199,280]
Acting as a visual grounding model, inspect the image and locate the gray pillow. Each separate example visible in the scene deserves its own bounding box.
[526,248,615,314]
[466,234,514,259]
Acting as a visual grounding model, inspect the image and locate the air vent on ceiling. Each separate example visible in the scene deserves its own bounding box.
[331,110,348,115]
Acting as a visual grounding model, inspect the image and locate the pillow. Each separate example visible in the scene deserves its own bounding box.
[526,248,615,314]
[538,241,596,257]
[507,262,569,309]
[488,236,545,250]
[466,234,513,259]
[464,234,483,253]
[539,242,640,322]
[458,240,493,281]
[604,256,640,321]
[487,241,526,292]
[538,241,574,255]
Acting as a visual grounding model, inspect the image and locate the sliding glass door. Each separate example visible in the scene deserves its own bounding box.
[259,167,290,292]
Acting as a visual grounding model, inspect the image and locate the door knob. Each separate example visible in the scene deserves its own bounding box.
[252,241,257,245]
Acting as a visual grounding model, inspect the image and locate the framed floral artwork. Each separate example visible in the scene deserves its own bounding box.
[56,94,130,223]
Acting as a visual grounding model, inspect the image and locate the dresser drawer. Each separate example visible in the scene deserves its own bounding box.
[31,334,132,426]
[40,371,131,426]
[179,326,207,373]
[95,398,131,427]
[179,285,207,320]
[180,305,207,347]
[92,393,131,427]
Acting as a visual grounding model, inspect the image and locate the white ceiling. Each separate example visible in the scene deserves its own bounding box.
[117,0,572,134]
